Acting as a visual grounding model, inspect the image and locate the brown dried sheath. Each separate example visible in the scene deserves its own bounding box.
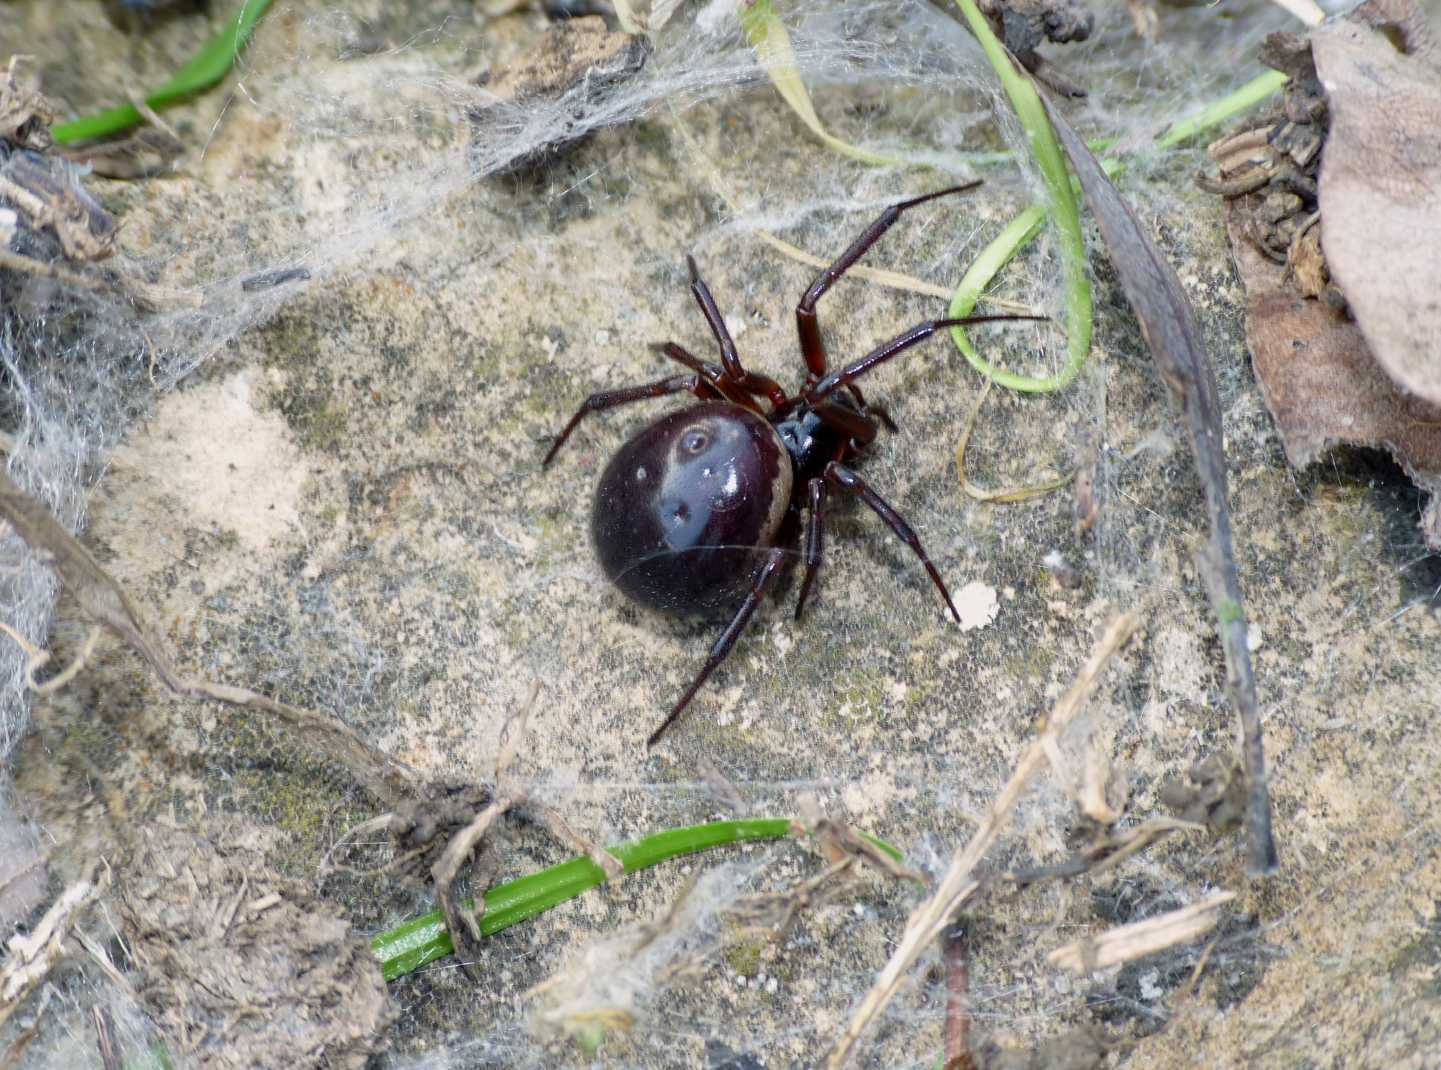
[1041,93,1278,875]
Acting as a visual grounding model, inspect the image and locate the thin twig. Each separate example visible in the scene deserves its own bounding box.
[942,923,975,1070]
[0,873,96,1032]
[0,620,101,695]
[0,468,417,805]
[827,610,1139,1068]
[0,248,103,290]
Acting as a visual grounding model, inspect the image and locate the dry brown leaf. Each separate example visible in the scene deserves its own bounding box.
[1227,236,1441,546]
[1313,3,1441,406]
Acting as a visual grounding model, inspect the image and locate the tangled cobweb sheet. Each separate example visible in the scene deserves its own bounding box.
[3,0,1440,1067]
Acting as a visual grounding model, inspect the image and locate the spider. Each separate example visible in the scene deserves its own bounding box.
[543,183,1040,746]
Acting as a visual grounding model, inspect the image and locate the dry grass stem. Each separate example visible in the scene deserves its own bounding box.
[1046,891,1236,974]
[826,609,1140,1068]
[813,818,927,884]
[730,858,854,940]
[956,378,1073,502]
[92,1004,121,1070]
[671,115,1038,314]
[433,797,515,945]
[0,619,101,695]
[0,248,103,289]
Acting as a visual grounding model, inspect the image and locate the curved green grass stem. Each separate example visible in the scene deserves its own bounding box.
[951,0,1090,394]
[950,27,1287,392]
[372,818,905,982]
[52,0,274,144]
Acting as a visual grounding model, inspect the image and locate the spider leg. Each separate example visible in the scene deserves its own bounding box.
[804,314,1045,407]
[653,341,761,412]
[647,545,789,747]
[685,255,789,409]
[795,182,982,380]
[823,461,960,624]
[542,372,717,466]
[812,399,879,449]
[795,477,827,621]
[857,392,899,433]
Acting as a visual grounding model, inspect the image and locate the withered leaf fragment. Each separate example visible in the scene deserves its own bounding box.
[1313,6,1441,407]
[1043,96,1278,876]
[1230,237,1441,547]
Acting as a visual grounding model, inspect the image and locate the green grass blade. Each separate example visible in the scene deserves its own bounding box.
[950,0,1091,394]
[740,0,906,167]
[374,818,804,981]
[52,0,274,144]
[950,65,1286,390]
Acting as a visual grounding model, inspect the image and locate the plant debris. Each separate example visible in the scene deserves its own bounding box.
[1158,753,1251,834]
[1047,892,1235,974]
[118,821,390,1070]
[827,611,1140,1067]
[0,869,97,1033]
[55,127,186,180]
[1230,234,1441,547]
[1043,95,1277,876]
[470,15,648,169]
[1207,2,1441,548]
[0,55,120,302]
[970,0,1093,96]
[1201,33,1332,299]
[1312,1,1441,407]
[0,59,53,153]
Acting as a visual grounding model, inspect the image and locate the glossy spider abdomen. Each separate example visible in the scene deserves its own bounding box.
[592,403,794,615]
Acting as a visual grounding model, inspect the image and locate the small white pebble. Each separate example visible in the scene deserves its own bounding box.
[953,581,999,632]
[765,978,779,995]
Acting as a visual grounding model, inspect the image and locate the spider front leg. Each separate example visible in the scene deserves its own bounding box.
[794,183,981,381]
[824,461,960,624]
[805,314,1047,407]
[685,255,789,409]
[542,372,717,466]
[654,340,761,412]
[647,545,789,747]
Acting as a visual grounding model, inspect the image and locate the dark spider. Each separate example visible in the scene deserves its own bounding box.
[544,183,1041,746]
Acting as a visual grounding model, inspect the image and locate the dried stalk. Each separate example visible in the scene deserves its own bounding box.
[1047,892,1236,974]
[826,610,1139,1068]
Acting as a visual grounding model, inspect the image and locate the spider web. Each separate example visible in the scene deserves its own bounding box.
[7,1,1439,1068]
